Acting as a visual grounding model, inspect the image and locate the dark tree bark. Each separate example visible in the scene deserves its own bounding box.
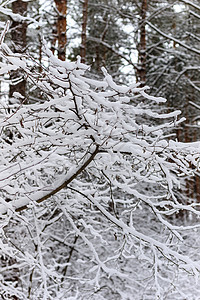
[9,0,27,100]
[80,0,88,63]
[54,0,67,61]
[137,0,147,87]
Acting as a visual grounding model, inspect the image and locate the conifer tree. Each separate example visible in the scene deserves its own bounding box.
[53,0,67,60]
[80,0,88,63]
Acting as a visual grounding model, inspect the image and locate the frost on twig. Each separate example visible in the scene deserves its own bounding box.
[0,30,200,299]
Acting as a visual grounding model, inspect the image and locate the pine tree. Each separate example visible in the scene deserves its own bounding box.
[136,0,147,86]
[53,0,67,60]
[80,0,88,63]
[69,0,130,78]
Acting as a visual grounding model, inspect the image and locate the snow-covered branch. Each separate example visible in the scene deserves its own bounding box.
[0,24,200,299]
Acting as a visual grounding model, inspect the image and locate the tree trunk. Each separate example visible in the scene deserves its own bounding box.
[137,0,147,87]
[80,0,88,63]
[54,0,67,61]
[9,0,27,100]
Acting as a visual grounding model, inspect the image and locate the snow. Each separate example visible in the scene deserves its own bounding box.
[0,13,199,299]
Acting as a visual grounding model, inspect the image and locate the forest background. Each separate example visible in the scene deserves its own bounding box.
[0,0,200,299]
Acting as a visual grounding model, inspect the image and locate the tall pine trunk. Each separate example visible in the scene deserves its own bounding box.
[80,0,88,63]
[54,0,67,61]
[137,0,147,87]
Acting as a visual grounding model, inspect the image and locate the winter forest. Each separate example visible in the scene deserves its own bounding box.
[1,0,200,299]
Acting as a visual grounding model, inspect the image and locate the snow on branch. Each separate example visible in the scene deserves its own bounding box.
[179,0,200,11]
[0,27,200,298]
[147,21,200,56]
